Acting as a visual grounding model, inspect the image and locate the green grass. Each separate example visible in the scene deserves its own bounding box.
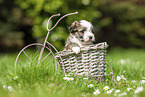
[0,48,145,97]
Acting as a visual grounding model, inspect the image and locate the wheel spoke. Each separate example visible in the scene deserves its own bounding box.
[41,52,51,62]
[23,51,31,60]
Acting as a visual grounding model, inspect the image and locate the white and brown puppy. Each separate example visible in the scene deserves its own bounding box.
[64,20,95,54]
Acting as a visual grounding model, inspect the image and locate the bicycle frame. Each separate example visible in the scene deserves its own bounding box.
[15,12,78,70]
[37,11,78,65]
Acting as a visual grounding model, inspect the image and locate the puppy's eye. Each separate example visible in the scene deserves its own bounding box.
[79,35,83,38]
[80,30,85,33]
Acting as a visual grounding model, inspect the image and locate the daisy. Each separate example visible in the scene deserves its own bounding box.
[117,76,121,81]
[68,77,74,81]
[115,90,121,94]
[83,78,88,80]
[14,76,18,80]
[134,87,144,94]
[63,77,70,80]
[103,86,110,90]
[3,85,7,88]
[107,90,113,94]
[140,80,145,84]
[65,74,70,77]
[111,88,114,91]
[119,92,127,96]
[132,80,136,83]
[123,71,126,74]
[87,84,94,88]
[93,89,100,95]
[117,75,127,81]
[122,78,127,81]
[120,59,126,64]
[127,88,132,91]
[7,86,13,91]
[120,75,124,79]
[114,93,117,96]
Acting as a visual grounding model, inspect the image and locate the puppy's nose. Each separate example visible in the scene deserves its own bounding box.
[89,36,93,40]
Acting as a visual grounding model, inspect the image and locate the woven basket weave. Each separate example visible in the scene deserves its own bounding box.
[56,42,112,80]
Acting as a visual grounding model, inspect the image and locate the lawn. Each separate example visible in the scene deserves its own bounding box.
[0,48,145,97]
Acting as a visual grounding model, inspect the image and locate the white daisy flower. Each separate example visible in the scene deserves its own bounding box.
[120,59,126,64]
[123,71,126,73]
[65,74,70,77]
[83,78,88,80]
[116,75,127,81]
[93,89,100,95]
[7,86,13,91]
[133,95,137,97]
[14,76,18,80]
[115,90,121,94]
[120,75,124,79]
[140,80,145,84]
[119,92,127,96]
[117,76,121,81]
[68,77,74,81]
[127,88,132,91]
[63,77,70,80]
[103,86,110,90]
[63,77,74,81]
[111,88,114,91]
[123,78,127,80]
[87,84,94,88]
[3,85,7,88]
[134,87,144,94]
[132,80,136,83]
[142,77,145,79]
[107,90,113,94]
[114,93,117,96]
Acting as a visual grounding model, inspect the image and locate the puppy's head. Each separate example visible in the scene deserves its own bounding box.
[68,20,95,43]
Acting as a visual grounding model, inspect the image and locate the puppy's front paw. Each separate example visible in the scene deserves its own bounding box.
[72,47,80,54]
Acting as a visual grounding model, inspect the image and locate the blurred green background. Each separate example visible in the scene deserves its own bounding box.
[0,0,145,52]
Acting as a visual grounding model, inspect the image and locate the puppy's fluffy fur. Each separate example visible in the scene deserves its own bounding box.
[64,20,95,54]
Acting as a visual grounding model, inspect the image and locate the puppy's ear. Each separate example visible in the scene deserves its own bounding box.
[68,21,79,33]
[92,26,95,33]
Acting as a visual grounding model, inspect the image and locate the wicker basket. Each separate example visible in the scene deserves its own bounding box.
[56,42,113,81]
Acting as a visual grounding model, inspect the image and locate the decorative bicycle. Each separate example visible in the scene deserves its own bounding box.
[15,12,78,71]
[15,11,113,81]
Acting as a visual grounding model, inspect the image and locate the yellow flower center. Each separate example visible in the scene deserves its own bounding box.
[95,91,99,94]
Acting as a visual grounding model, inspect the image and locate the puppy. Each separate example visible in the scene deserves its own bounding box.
[64,20,95,54]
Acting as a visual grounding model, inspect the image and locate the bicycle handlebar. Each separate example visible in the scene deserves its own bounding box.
[47,11,78,31]
[47,13,60,31]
